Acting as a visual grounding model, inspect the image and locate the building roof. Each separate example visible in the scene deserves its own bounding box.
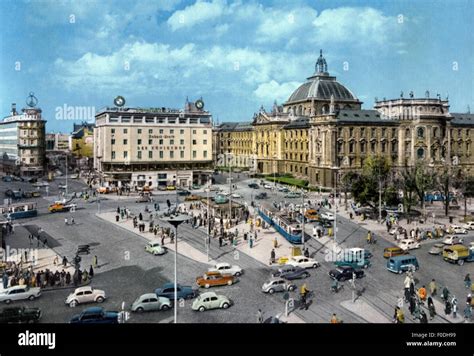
[450,113,474,126]
[335,109,393,124]
[283,117,310,129]
[286,51,358,104]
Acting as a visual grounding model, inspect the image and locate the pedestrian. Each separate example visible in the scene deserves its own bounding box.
[249,237,253,249]
[65,272,71,285]
[465,274,471,289]
[43,238,47,247]
[71,217,75,225]
[53,256,59,266]
[418,285,427,303]
[93,255,98,268]
[442,287,450,302]
[89,265,94,278]
[117,206,120,215]
[330,313,340,324]
[63,256,68,267]
[65,217,68,225]
[427,297,436,320]
[419,310,428,324]
[467,294,472,306]
[452,297,458,318]
[464,305,472,322]
[409,296,416,315]
[273,237,278,249]
[219,236,223,247]
[429,279,437,296]
[2,272,8,289]
[409,281,415,298]
[115,214,119,222]
[304,248,310,258]
[24,250,28,262]
[257,309,263,323]
[139,212,143,221]
[161,235,165,246]
[270,249,276,265]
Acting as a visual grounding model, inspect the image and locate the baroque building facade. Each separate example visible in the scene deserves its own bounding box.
[217,51,474,187]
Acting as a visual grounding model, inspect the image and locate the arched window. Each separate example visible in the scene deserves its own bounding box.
[417,127,425,138]
[298,105,303,115]
[405,128,410,138]
[433,127,438,137]
[417,147,425,159]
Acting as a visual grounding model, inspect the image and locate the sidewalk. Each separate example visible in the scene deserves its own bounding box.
[340,299,391,323]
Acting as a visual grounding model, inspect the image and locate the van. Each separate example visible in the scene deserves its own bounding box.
[443,244,473,265]
[387,255,419,274]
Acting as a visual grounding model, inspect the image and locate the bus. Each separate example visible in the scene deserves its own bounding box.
[1,202,38,220]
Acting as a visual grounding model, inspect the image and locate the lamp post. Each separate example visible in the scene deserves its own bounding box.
[160,214,189,324]
[301,188,306,249]
[206,179,211,262]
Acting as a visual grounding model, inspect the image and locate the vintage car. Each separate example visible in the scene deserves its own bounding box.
[65,286,106,308]
[0,286,41,304]
[271,265,310,280]
[185,194,202,201]
[191,292,232,312]
[208,262,243,276]
[261,277,296,294]
[383,247,407,258]
[398,239,420,251]
[428,243,446,255]
[155,283,197,300]
[131,293,171,312]
[48,203,77,213]
[196,271,236,288]
[145,241,167,256]
[0,306,41,323]
[286,256,320,269]
[328,266,365,281]
[70,307,119,324]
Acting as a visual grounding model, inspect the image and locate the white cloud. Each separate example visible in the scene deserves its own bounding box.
[254,80,301,102]
[167,0,227,31]
[312,7,398,45]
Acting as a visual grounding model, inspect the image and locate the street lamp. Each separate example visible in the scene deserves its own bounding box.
[160,213,189,324]
[206,179,212,261]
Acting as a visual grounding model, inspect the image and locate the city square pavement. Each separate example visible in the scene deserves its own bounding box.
[1,174,473,323]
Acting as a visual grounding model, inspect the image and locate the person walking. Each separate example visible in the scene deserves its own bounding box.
[427,297,436,320]
[2,272,8,289]
[464,304,472,322]
[53,256,59,266]
[65,217,68,225]
[429,279,437,296]
[273,237,278,249]
[219,235,223,248]
[92,255,98,268]
[257,309,263,323]
[89,265,94,278]
[270,249,276,265]
[330,313,341,324]
[418,285,427,303]
[396,308,405,324]
[465,274,471,289]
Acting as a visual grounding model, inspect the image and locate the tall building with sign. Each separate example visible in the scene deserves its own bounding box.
[0,93,46,176]
[94,98,213,188]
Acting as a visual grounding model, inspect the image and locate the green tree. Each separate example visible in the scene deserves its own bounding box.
[397,167,418,216]
[341,171,359,210]
[413,163,435,218]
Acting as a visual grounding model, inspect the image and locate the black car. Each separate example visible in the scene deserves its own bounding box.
[70,307,119,324]
[248,183,259,189]
[255,192,268,199]
[272,265,310,280]
[0,307,41,323]
[76,245,90,255]
[5,190,22,200]
[177,190,191,196]
[328,266,364,281]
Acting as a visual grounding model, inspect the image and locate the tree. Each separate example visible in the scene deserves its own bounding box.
[436,167,462,217]
[341,171,358,210]
[413,163,435,218]
[396,167,418,216]
[349,156,391,213]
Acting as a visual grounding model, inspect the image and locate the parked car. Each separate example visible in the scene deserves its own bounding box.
[231,193,242,199]
[386,255,419,274]
[4,190,22,200]
[461,221,474,230]
[177,190,191,196]
[272,265,310,280]
[261,277,296,294]
[196,272,236,288]
[0,286,41,304]
[166,185,176,191]
[248,183,259,189]
[208,262,243,276]
[185,194,202,201]
[443,235,464,245]
[214,194,229,204]
[0,307,41,323]
[1,176,12,182]
[328,266,364,281]
[191,184,201,190]
[136,194,152,203]
[131,293,171,312]
[320,212,335,221]
[285,192,301,198]
[145,241,167,256]
[263,183,273,189]
[191,292,232,312]
[449,225,468,235]
[255,192,268,199]
[65,286,106,308]
[286,256,320,269]
[70,307,119,324]
[398,239,420,251]
[383,247,407,258]
[155,283,197,300]
[428,243,446,255]
[278,186,290,193]
[22,191,41,198]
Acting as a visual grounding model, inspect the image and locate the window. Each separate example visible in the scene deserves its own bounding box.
[371,142,376,152]
[111,139,115,145]
[349,128,354,137]
[148,151,153,159]
[137,139,142,145]
[123,129,128,134]
[192,139,197,145]
[417,127,425,138]
[382,128,386,137]
[137,129,142,134]
[170,139,174,145]
[360,128,365,136]
[180,139,184,145]
[148,139,152,145]
[433,127,438,137]
[159,139,163,145]
[180,151,184,158]
[180,129,184,134]
[203,130,207,134]
[170,129,174,134]
[193,151,197,158]
[371,128,376,138]
[360,142,365,153]
[137,151,142,159]
[149,129,153,134]
[204,151,208,158]
[417,147,425,159]
[159,151,163,159]
[349,142,354,153]
[159,129,163,134]
[111,151,116,159]
[193,130,197,134]
[381,142,386,152]
[123,151,128,159]
[170,151,174,159]
[392,128,396,137]
[203,139,208,145]
[111,129,115,134]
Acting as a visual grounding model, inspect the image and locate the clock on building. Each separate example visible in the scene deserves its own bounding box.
[195,99,204,110]
[114,96,126,107]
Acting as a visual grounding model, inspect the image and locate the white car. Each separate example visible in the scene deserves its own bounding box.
[58,184,68,189]
[65,286,106,308]
[442,235,464,245]
[208,262,243,276]
[286,255,320,269]
[264,184,273,189]
[461,221,474,230]
[231,193,242,199]
[398,239,420,251]
[0,286,41,304]
[321,212,335,221]
[131,293,171,312]
[450,225,468,234]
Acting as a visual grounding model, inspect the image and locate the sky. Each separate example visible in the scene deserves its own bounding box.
[0,0,473,133]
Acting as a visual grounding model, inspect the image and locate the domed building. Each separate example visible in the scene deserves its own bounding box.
[217,50,474,188]
[283,50,362,116]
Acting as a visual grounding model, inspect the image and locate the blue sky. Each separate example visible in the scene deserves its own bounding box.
[0,0,473,132]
